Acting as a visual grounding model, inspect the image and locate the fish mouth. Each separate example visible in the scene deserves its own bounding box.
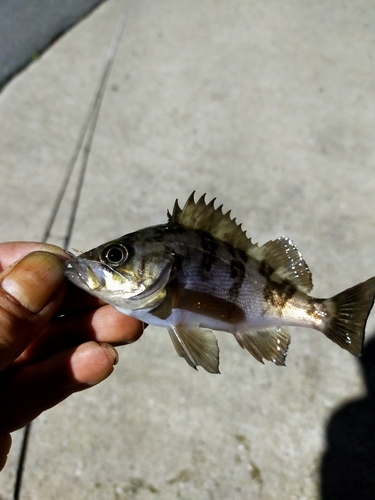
[65,258,108,291]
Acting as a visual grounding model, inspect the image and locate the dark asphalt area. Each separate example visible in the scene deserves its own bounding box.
[0,0,105,90]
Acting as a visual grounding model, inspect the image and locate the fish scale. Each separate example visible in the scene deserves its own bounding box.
[65,192,375,374]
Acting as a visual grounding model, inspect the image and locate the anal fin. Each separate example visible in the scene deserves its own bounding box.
[234,328,291,366]
[168,325,220,373]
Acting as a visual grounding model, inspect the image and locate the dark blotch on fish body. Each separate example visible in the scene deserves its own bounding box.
[199,233,219,275]
[263,281,296,316]
[229,259,246,302]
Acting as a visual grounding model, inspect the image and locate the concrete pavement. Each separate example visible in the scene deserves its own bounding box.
[1,0,375,498]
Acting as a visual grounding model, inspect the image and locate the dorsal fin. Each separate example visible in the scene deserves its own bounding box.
[254,237,313,293]
[168,192,258,254]
[168,193,312,293]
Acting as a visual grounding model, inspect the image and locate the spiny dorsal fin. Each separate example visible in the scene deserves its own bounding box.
[168,192,258,254]
[253,237,313,293]
[169,193,312,293]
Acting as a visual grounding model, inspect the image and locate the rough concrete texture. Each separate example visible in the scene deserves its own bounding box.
[1,1,375,499]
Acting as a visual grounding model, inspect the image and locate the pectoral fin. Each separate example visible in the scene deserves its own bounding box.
[234,328,290,366]
[168,325,220,373]
[150,292,173,320]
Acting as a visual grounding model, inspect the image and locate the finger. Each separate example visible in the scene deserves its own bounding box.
[61,305,144,345]
[0,242,68,272]
[0,251,67,371]
[0,341,118,434]
[18,306,144,363]
[0,433,11,471]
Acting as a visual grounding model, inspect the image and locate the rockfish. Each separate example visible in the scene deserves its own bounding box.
[65,193,375,373]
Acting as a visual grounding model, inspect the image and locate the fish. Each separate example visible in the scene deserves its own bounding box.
[65,192,375,374]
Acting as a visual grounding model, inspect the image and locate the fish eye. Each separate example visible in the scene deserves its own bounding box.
[101,244,128,266]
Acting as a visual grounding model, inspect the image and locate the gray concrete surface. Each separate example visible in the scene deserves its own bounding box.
[0,0,105,90]
[1,0,375,498]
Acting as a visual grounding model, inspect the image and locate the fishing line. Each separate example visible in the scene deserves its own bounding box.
[13,13,126,500]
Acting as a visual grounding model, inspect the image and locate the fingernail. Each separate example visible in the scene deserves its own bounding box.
[100,343,119,365]
[1,251,66,314]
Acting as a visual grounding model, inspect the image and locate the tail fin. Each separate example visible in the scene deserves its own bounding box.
[322,277,375,356]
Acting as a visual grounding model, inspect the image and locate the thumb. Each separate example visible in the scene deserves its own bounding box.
[0,251,67,371]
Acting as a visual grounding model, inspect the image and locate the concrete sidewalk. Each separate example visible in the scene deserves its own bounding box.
[1,0,375,498]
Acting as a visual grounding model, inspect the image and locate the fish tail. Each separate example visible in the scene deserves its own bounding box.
[322,277,375,356]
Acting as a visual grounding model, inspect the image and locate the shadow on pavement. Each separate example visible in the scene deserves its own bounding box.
[320,332,375,500]
[0,0,105,91]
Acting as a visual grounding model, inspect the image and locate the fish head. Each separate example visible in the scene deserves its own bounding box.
[65,228,174,311]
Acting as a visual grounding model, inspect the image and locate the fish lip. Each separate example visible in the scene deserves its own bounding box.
[65,259,82,281]
[65,259,84,281]
[65,258,104,290]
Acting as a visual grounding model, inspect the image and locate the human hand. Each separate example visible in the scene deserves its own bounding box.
[0,242,143,471]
